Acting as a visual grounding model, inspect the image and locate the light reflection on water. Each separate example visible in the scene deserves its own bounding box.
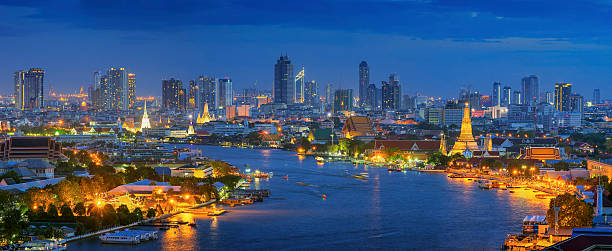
[69,145,549,250]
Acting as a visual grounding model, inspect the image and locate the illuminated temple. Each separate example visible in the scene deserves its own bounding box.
[140,101,151,130]
[449,102,480,155]
[196,103,212,124]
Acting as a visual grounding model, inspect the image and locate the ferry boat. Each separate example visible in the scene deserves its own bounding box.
[207,209,228,216]
[351,174,367,180]
[315,156,324,162]
[100,230,158,244]
[477,180,492,189]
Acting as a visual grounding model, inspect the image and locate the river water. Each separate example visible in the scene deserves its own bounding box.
[69,145,549,250]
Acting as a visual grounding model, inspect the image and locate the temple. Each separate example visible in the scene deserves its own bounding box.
[449,102,480,155]
[140,101,151,130]
[196,103,212,124]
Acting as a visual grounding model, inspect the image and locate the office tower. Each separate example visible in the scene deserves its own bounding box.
[554,83,572,112]
[521,75,539,105]
[295,67,305,103]
[593,89,601,104]
[304,80,319,106]
[128,73,136,109]
[90,71,103,109]
[188,80,198,110]
[366,83,377,109]
[502,86,512,107]
[198,76,217,111]
[570,94,584,114]
[100,75,109,109]
[273,55,294,104]
[492,82,501,106]
[359,61,369,107]
[333,89,353,112]
[162,78,185,110]
[218,77,233,109]
[468,91,481,108]
[14,68,44,110]
[381,74,401,110]
[512,91,521,105]
[107,67,129,110]
[325,82,333,105]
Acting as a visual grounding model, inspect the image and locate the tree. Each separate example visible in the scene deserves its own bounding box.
[47,204,59,218]
[547,193,594,228]
[73,202,86,216]
[0,202,28,244]
[60,204,74,218]
[209,160,232,178]
[146,208,156,218]
[0,170,21,184]
[131,207,144,222]
[427,151,450,167]
[101,204,118,227]
[42,226,66,239]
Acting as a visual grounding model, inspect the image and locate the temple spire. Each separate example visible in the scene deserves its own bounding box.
[449,102,479,155]
[140,100,151,130]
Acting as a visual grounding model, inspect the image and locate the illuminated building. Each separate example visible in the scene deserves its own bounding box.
[198,76,217,111]
[359,61,369,107]
[237,104,250,117]
[225,105,236,120]
[107,67,130,110]
[162,78,186,110]
[140,101,151,130]
[304,80,319,106]
[520,146,560,160]
[382,74,401,110]
[14,68,45,110]
[0,136,62,162]
[492,82,502,106]
[128,73,136,109]
[366,83,377,109]
[512,91,521,105]
[342,116,376,141]
[368,140,442,160]
[196,103,212,124]
[333,89,353,112]
[449,103,479,155]
[521,75,539,105]
[502,86,512,107]
[554,82,572,112]
[274,55,294,104]
[218,77,232,109]
[188,80,198,110]
[593,88,601,104]
[295,67,305,103]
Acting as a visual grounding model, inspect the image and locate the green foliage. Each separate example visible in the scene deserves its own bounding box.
[427,151,450,167]
[101,204,118,227]
[547,193,594,228]
[0,201,29,244]
[216,175,242,189]
[209,160,232,178]
[131,208,144,222]
[0,171,21,184]
[60,204,74,218]
[42,226,66,239]
[146,208,156,218]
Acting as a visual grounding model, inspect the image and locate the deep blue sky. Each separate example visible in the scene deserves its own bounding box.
[1,0,611,99]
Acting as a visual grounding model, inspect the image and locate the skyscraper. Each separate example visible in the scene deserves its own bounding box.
[14,68,44,110]
[521,75,539,105]
[512,91,521,105]
[128,73,136,109]
[333,89,353,112]
[198,76,217,111]
[381,74,401,110]
[107,67,129,110]
[570,94,584,114]
[502,86,512,107]
[366,83,377,109]
[295,67,305,103]
[188,80,198,110]
[492,82,501,106]
[162,78,185,110]
[554,83,572,112]
[304,80,319,106]
[218,77,233,109]
[274,55,294,104]
[593,88,601,104]
[359,61,369,107]
[325,82,333,105]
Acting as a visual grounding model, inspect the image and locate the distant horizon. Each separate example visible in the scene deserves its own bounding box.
[2,1,611,99]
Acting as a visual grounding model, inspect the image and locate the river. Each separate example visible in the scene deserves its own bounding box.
[69,145,549,250]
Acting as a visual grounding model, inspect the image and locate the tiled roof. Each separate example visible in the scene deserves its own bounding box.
[373,140,440,151]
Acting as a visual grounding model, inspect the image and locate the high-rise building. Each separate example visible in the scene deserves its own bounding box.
[593,88,601,104]
[198,76,217,111]
[333,89,353,112]
[218,77,233,109]
[128,73,136,109]
[295,67,305,103]
[325,82,333,105]
[545,91,554,105]
[554,83,572,112]
[106,67,130,110]
[492,82,502,106]
[162,78,185,110]
[521,75,539,105]
[359,61,369,107]
[273,55,294,104]
[381,74,401,110]
[304,80,319,106]
[366,83,377,109]
[502,86,512,107]
[188,80,198,110]
[14,68,45,110]
[570,94,584,114]
[512,91,521,105]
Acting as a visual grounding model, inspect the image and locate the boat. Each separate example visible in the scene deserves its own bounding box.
[207,209,227,216]
[297,182,310,186]
[535,194,555,199]
[351,174,367,180]
[189,223,197,227]
[477,180,492,189]
[100,230,158,244]
[315,156,324,162]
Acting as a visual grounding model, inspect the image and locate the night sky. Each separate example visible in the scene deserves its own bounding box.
[1,0,611,99]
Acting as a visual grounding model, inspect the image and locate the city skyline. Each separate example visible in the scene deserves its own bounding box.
[2,1,612,97]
